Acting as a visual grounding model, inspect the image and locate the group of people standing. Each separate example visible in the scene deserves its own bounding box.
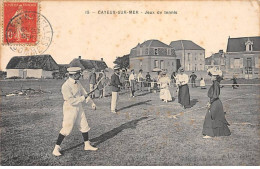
[52,66,231,156]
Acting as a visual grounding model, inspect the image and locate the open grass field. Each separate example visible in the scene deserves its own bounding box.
[0,79,259,166]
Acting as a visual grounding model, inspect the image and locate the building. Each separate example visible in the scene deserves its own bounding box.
[6,55,59,79]
[169,40,205,71]
[129,39,177,73]
[205,50,226,70]
[69,56,108,79]
[69,56,108,72]
[225,36,260,79]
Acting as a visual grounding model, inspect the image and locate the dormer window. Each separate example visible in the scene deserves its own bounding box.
[245,39,253,52]
[154,48,158,55]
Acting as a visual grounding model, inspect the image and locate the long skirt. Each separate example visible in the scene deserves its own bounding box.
[160,88,172,101]
[202,99,231,137]
[178,84,190,107]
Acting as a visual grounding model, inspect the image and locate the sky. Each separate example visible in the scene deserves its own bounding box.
[1,0,259,70]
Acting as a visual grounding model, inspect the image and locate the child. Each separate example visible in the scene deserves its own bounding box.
[200,78,206,89]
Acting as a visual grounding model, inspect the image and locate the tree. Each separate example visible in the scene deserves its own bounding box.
[113,54,129,69]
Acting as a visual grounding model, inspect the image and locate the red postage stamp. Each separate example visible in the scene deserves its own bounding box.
[3,1,39,45]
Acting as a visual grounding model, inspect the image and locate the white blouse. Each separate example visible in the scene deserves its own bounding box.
[176,74,189,85]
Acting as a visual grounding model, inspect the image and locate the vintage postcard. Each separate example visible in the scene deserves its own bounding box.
[0,0,259,166]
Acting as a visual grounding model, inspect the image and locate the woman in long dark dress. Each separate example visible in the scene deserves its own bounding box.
[176,68,190,109]
[202,73,231,138]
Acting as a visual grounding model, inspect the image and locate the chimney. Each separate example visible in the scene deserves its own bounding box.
[101,58,103,61]
[79,56,81,59]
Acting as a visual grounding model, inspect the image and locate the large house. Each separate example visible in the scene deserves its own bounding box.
[6,55,59,79]
[205,50,226,70]
[225,36,260,79]
[169,40,205,71]
[129,39,177,73]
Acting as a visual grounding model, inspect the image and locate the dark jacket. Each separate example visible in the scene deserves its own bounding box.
[89,72,96,84]
[111,73,121,92]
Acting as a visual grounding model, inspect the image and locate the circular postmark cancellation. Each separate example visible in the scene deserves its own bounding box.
[5,11,53,55]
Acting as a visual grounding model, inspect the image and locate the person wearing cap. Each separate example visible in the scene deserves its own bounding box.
[89,68,96,98]
[202,69,231,138]
[137,69,144,91]
[52,67,98,156]
[158,71,172,103]
[129,69,137,97]
[110,66,122,113]
[190,72,197,88]
[120,68,126,90]
[176,67,190,108]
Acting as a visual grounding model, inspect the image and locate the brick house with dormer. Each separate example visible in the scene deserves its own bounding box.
[225,36,260,79]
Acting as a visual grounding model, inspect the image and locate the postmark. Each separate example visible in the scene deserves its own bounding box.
[2,1,53,55]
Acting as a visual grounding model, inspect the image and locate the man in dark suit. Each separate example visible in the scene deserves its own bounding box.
[190,72,197,88]
[111,66,121,113]
[89,68,96,98]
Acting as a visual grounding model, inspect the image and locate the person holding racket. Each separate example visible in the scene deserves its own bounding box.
[52,67,98,156]
[111,66,122,113]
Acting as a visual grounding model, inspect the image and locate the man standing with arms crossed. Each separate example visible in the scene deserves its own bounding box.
[52,67,98,157]
[111,66,121,113]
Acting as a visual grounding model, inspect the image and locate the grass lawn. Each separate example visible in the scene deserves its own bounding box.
[0,79,259,165]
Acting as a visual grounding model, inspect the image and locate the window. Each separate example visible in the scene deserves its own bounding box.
[245,40,253,52]
[255,57,259,68]
[154,60,159,68]
[167,49,171,55]
[145,48,149,55]
[246,58,252,74]
[154,48,158,55]
[140,60,143,68]
[234,58,241,68]
[160,60,164,69]
[187,53,190,61]
[195,64,197,71]
[140,48,142,56]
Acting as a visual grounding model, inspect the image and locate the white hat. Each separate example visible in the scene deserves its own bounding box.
[67,67,81,74]
[113,65,120,70]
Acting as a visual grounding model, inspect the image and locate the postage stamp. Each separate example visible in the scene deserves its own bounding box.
[3,1,39,45]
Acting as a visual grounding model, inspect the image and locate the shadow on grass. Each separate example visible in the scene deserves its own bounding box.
[60,116,148,153]
[136,92,152,97]
[117,100,152,112]
[185,99,198,108]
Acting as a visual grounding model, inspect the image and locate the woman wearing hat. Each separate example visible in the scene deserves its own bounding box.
[176,67,190,108]
[202,70,231,138]
[158,71,172,102]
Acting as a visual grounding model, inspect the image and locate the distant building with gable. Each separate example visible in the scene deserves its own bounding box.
[225,36,260,78]
[69,56,108,79]
[6,55,59,79]
[205,50,226,70]
[129,39,177,73]
[169,40,205,71]
[69,56,108,72]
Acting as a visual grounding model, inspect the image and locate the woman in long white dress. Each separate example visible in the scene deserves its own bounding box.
[158,72,172,102]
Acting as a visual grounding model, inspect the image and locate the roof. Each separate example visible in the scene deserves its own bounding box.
[6,55,59,71]
[169,40,204,50]
[132,39,173,49]
[226,36,260,52]
[69,58,108,71]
